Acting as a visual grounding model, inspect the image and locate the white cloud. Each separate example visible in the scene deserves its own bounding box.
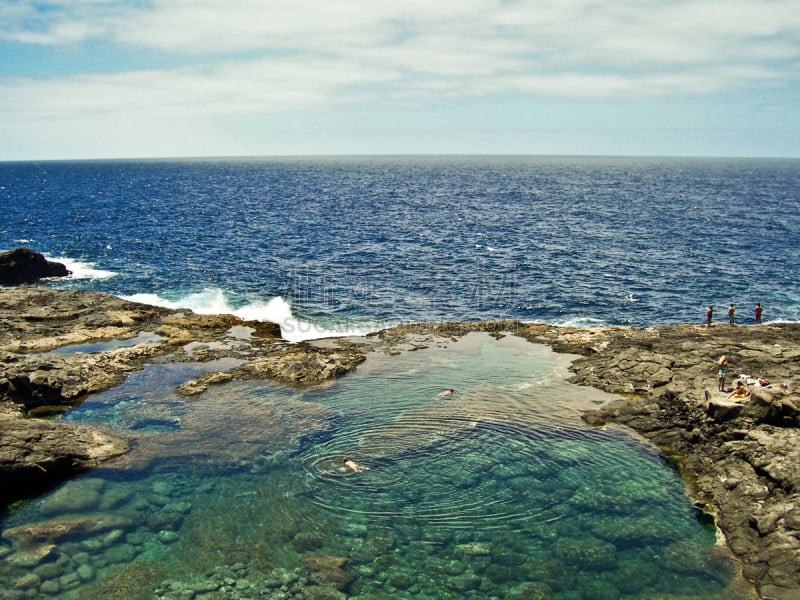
[0,54,397,122]
[0,0,799,158]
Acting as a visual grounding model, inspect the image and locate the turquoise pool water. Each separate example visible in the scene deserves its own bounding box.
[0,334,748,599]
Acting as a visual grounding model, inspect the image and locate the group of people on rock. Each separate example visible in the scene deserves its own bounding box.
[706,302,763,327]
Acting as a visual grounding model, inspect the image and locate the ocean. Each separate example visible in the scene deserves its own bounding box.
[2,156,799,340]
[0,156,796,599]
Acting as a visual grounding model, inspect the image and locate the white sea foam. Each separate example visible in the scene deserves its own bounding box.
[551,316,609,328]
[122,288,377,343]
[50,256,117,280]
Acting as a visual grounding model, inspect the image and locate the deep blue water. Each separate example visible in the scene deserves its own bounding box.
[1,156,799,338]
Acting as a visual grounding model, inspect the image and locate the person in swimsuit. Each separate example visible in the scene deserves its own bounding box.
[435,388,455,398]
[717,355,729,392]
[728,304,736,325]
[706,305,713,327]
[342,456,369,472]
[755,302,763,325]
[726,380,751,402]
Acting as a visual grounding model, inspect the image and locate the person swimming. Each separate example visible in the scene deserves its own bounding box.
[342,456,369,472]
[435,388,454,398]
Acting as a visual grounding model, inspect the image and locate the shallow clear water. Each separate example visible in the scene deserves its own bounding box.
[0,335,746,599]
[47,331,163,355]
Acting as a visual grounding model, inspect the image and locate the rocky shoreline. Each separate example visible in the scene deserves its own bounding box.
[1,286,799,598]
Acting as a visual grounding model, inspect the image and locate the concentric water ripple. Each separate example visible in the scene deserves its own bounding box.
[294,337,629,532]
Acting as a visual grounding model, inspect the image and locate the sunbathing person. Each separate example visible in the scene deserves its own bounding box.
[726,381,751,402]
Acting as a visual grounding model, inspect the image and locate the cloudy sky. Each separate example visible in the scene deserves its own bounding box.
[1,0,799,160]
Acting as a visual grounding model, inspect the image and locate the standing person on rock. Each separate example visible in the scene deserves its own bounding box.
[706,305,713,327]
[755,302,763,325]
[717,355,729,392]
[728,304,736,326]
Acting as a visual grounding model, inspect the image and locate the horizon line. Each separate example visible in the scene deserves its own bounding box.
[2,152,799,164]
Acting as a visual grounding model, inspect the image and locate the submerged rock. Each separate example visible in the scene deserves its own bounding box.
[5,544,57,568]
[0,409,128,506]
[302,553,354,591]
[39,478,106,515]
[2,514,133,546]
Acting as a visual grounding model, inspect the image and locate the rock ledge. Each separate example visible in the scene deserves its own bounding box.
[2,288,799,598]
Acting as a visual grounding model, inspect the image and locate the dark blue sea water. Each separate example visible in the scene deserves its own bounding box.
[2,156,798,339]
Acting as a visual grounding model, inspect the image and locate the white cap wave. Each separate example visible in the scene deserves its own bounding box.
[49,255,117,280]
[122,288,374,343]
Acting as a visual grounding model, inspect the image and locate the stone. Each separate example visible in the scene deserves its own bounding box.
[176,371,233,396]
[446,572,482,592]
[39,579,61,595]
[13,573,41,590]
[102,543,139,564]
[554,537,616,569]
[303,587,347,600]
[158,530,180,544]
[507,582,553,600]
[76,563,96,582]
[302,553,354,591]
[39,478,105,515]
[2,515,132,545]
[5,544,56,567]
[454,542,491,557]
[559,322,800,598]
[58,571,81,590]
[387,572,415,590]
[151,480,175,496]
[706,399,744,422]
[292,531,324,552]
[97,487,133,510]
[0,248,69,284]
[33,562,64,580]
[0,411,128,506]
[237,345,366,384]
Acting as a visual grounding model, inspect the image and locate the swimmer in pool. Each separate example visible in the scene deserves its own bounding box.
[435,388,454,398]
[342,456,369,472]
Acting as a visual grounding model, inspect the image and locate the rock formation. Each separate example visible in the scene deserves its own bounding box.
[1,286,799,598]
[555,323,800,600]
[0,286,358,505]
[0,248,70,284]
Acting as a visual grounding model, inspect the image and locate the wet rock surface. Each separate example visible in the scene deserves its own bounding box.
[561,323,800,600]
[2,287,800,598]
[0,286,362,504]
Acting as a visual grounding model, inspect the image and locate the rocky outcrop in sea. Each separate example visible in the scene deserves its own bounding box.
[0,248,70,284]
[1,286,799,598]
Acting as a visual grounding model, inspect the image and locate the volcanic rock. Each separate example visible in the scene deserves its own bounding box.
[0,248,69,284]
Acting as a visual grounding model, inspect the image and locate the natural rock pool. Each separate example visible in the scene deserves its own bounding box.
[0,333,751,599]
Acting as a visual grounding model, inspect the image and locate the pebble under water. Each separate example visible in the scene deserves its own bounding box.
[0,334,750,599]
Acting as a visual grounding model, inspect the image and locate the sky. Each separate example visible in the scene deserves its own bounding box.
[1,0,799,160]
